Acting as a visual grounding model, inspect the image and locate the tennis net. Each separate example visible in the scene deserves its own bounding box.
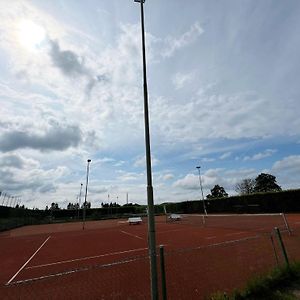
[167,213,291,233]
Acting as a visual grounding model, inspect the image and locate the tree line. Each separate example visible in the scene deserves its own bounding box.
[206,173,281,199]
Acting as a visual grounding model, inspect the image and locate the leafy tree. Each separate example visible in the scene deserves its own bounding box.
[235,178,255,195]
[82,201,91,209]
[67,202,79,210]
[206,185,228,199]
[254,173,282,193]
[50,202,60,210]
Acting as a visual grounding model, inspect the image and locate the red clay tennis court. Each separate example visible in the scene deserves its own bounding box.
[1,213,300,299]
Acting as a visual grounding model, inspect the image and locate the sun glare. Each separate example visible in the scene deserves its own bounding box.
[18,20,46,50]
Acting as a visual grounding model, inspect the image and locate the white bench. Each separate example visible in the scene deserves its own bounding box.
[128,217,142,225]
[168,214,182,221]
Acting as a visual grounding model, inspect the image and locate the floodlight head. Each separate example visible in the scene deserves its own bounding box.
[196,166,201,169]
[87,159,91,163]
[134,0,145,3]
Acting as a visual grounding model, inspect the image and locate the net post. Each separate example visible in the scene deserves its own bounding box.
[274,227,290,268]
[281,213,292,235]
[159,245,167,300]
[202,215,206,227]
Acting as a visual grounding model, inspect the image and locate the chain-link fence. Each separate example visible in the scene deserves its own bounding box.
[1,228,300,299]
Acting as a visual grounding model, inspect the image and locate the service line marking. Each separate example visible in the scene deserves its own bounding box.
[120,230,144,240]
[158,229,186,234]
[27,247,148,270]
[205,236,217,240]
[6,236,51,285]
[225,232,245,237]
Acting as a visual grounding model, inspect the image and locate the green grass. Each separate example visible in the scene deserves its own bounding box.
[209,263,300,300]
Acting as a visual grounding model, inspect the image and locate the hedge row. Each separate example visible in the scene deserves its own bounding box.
[1,189,299,231]
[161,189,300,215]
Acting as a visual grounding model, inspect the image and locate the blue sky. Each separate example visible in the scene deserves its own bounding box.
[0,0,299,209]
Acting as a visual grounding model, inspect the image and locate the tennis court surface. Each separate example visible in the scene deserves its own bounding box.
[1,214,300,299]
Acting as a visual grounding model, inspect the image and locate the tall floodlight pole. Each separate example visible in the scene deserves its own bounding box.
[134,1,158,299]
[82,159,92,230]
[78,183,83,219]
[196,166,207,215]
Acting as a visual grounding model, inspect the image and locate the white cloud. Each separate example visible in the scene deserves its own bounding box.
[163,173,174,181]
[172,71,195,90]
[272,155,300,174]
[219,152,232,160]
[162,22,204,58]
[116,170,144,182]
[202,157,216,162]
[134,155,159,168]
[151,89,300,148]
[0,1,299,208]
[173,174,198,190]
[271,155,300,190]
[243,149,276,161]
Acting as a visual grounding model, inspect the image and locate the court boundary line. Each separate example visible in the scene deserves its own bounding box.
[6,235,51,285]
[8,255,148,286]
[120,230,144,240]
[26,247,148,269]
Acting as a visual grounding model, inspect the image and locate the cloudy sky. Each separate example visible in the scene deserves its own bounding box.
[0,0,299,209]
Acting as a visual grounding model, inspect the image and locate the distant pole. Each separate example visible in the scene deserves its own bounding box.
[12,196,16,207]
[82,159,92,230]
[1,193,6,206]
[6,195,10,207]
[196,166,207,215]
[78,183,83,219]
[126,192,129,205]
[134,1,158,299]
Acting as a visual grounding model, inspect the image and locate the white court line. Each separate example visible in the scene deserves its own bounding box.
[6,236,51,285]
[120,230,144,240]
[205,236,217,239]
[27,247,148,270]
[158,229,186,234]
[225,232,245,237]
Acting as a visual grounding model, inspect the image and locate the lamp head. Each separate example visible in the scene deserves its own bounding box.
[87,159,91,163]
[134,0,145,2]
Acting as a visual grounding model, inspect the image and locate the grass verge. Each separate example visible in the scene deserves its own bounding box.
[209,262,300,300]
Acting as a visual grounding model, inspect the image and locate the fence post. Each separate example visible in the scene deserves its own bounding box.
[274,227,289,267]
[160,245,167,300]
[270,234,279,266]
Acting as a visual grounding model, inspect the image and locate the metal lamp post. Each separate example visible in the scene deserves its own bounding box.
[82,159,91,230]
[134,1,158,299]
[78,183,83,219]
[196,166,207,215]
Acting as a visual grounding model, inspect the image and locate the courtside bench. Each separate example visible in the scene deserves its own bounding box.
[128,217,142,225]
[168,214,182,221]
